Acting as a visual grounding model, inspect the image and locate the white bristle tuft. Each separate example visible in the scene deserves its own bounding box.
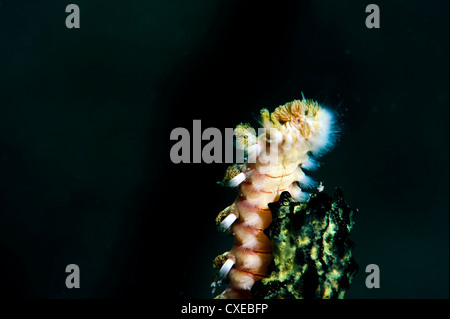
[226,172,246,187]
[219,213,237,231]
[294,190,310,203]
[309,108,335,156]
[240,234,259,250]
[240,253,262,270]
[298,174,317,189]
[271,130,283,145]
[247,143,262,164]
[239,213,263,228]
[282,133,293,151]
[302,157,320,171]
[219,259,235,280]
[235,272,255,290]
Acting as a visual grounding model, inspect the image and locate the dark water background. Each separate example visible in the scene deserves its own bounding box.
[0,0,448,299]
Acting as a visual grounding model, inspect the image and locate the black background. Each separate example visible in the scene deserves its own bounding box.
[0,0,448,299]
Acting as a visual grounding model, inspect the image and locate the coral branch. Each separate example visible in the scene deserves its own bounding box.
[252,189,358,299]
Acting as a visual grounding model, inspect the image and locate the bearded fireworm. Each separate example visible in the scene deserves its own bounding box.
[213,97,337,299]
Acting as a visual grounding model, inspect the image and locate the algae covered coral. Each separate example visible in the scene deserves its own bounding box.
[251,188,358,299]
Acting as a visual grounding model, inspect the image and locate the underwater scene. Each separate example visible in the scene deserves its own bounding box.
[0,0,448,309]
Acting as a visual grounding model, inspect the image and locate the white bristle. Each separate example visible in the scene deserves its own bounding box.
[236,273,255,290]
[247,143,262,164]
[239,213,263,228]
[298,174,317,189]
[219,258,235,280]
[302,157,320,171]
[226,172,246,187]
[309,108,335,156]
[240,252,262,270]
[219,213,237,231]
[240,234,259,250]
[291,185,311,202]
[270,129,283,145]
[282,133,293,151]
[294,191,310,203]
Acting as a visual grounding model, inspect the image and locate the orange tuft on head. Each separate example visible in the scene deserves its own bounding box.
[270,99,321,138]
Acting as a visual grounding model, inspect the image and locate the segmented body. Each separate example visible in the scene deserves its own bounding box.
[215,98,334,299]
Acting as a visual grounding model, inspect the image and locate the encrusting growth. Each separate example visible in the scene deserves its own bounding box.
[251,189,358,299]
[213,98,336,299]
